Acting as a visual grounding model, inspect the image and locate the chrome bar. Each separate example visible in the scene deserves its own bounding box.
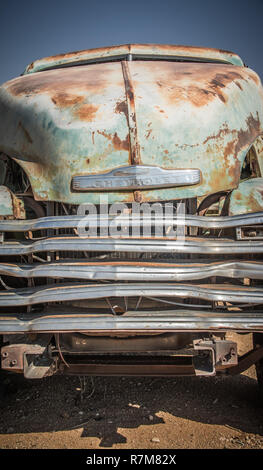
[72,166,201,191]
[0,282,263,306]
[0,237,263,255]
[0,212,263,232]
[0,309,262,333]
[0,260,263,281]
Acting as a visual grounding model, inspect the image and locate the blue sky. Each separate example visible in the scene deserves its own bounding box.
[1,0,263,84]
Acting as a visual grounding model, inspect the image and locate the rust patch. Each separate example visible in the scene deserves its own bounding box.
[228,159,241,184]
[25,44,243,74]
[232,186,263,214]
[112,132,129,151]
[51,93,84,107]
[39,48,91,63]
[247,191,263,211]
[203,114,260,165]
[97,130,111,141]
[245,70,261,85]
[97,130,129,152]
[74,104,99,121]
[210,71,243,88]
[115,100,129,126]
[18,121,33,144]
[208,166,233,190]
[6,64,114,99]
[202,113,261,189]
[235,112,261,155]
[169,85,221,107]
[146,129,152,139]
[121,61,141,165]
[149,63,250,108]
[235,82,243,90]
[134,190,142,202]
[223,139,237,160]
[208,71,245,103]
[218,93,226,103]
[26,62,35,72]
[203,123,231,145]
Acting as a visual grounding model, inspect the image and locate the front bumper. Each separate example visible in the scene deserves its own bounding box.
[0,211,263,334]
[0,309,263,334]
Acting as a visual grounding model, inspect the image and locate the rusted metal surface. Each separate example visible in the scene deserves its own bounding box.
[0,309,263,334]
[229,178,263,215]
[58,334,237,376]
[236,225,263,240]
[1,334,54,378]
[121,61,141,167]
[0,334,249,378]
[227,345,263,376]
[59,362,195,377]
[1,43,263,371]
[58,340,232,377]
[1,342,46,372]
[128,61,263,203]
[0,61,132,203]
[0,185,25,219]
[59,333,193,354]
[193,339,237,375]
[0,48,262,203]
[59,332,192,353]
[24,44,244,74]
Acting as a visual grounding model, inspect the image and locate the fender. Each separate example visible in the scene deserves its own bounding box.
[229,178,263,215]
[0,185,25,219]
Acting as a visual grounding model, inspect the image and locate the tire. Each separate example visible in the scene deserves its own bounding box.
[253,333,263,402]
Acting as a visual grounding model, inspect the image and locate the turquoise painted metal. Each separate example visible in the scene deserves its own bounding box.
[0,44,262,204]
[229,178,263,215]
[0,186,13,217]
[24,44,244,74]
[0,186,25,218]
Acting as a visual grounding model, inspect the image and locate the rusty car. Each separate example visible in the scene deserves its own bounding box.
[0,44,263,397]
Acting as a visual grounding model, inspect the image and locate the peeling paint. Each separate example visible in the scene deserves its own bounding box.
[0,46,262,204]
[0,186,25,219]
[229,178,263,215]
[23,44,244,74]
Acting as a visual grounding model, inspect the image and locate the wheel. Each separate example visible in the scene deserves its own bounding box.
[253,333,263,402]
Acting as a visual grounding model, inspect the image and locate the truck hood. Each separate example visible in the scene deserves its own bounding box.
[0,59,263,203]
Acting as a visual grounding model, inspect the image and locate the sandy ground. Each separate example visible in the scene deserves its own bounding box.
[0,333,262,450]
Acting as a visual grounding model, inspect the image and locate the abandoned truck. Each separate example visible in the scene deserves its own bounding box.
[0,43,263,396]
